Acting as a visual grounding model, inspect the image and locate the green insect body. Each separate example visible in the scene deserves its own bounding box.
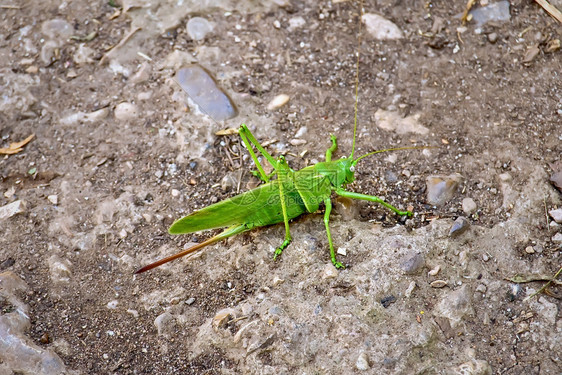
[135,124,417,274]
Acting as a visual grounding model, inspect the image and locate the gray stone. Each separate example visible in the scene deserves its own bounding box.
[470,1,511,27]
[426,174,462,206]
[449,217,470,237]
[154,312,175,336]
[400,252,425,274]
[176,65,237,121]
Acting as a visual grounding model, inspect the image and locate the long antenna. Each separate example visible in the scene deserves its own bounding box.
[350,0,364,159]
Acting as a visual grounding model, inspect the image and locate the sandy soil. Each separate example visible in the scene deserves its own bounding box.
[1,0,561,374]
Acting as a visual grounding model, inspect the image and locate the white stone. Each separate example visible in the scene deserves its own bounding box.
[47,195,58,205]
[267,94,290,110]
[322,263,338,279]
[356,352,370,371]
[362,13,404,40]
[462,197,477,214]
[114,102,138,121]
[288,16,306,31]
[187,17,213,41]
[548,208,562,223]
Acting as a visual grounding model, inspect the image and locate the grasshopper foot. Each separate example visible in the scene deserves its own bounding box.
[333,260,345,269]
[273,238,291,260]
[397,209,413,217]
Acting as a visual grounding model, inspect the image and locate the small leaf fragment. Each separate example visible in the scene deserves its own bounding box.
[0,134,35,155]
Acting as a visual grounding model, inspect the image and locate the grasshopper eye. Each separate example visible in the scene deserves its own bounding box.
[350,166,355,173]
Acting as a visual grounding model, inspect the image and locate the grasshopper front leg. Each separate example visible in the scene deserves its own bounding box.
[239,124,277,182]
[325,135,337,162]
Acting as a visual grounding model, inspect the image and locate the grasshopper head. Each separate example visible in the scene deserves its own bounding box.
[341,157,356,185]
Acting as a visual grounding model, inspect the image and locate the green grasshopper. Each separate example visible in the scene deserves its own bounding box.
[136,1,423,274]
[135,123,421,273]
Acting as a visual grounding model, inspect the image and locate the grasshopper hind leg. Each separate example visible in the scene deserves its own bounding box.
[272,155,293,261]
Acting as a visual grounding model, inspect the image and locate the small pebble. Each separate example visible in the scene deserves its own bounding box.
[362,13,404,40]
[428,265,441,276]
[462,197,477,215]
[430,280,448,288]
[127,309,139,318]
[294,126,307,138]
[524,246,535,254]
[426,174,462,206]
[290,139,307,146]
[0,200,26,220]
[288,16,306,31]
[550,171,562,193]
[487,32,498,43]
[41,19,73,41]
[187,17,213,41]
[380,295,396,308]
[176,65,237,121]
[548,208,562,224]
[498,172,512,182]
[47,195,58,205]
[337,247,347,256]
[322,263,338,279]
[106,300,119,309]
[267,94,290,110]
[186,297,196,305]
[171,189,180,197]
[552,233,562,245]
[482,253,489,262]
[212,308,235,331]
[272,276,285,286]
[476,284,487,294]
[400,253,425,275]
[48,256,72,283]
[356,352,371,371]
[221,173,237,192]
[114,102,138,121]
[404,281,416,298]
[449,216,470,238]
[154,312,174,336]
[470,0,511,26]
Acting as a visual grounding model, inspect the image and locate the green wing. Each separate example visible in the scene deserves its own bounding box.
[169,181,304,234]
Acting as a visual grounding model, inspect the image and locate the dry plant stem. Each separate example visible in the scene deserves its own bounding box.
[524,266,562,301]
[99,26,141,65]
[535,0,562,23]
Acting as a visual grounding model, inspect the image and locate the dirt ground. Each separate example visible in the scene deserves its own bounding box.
[1,0,561,374]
